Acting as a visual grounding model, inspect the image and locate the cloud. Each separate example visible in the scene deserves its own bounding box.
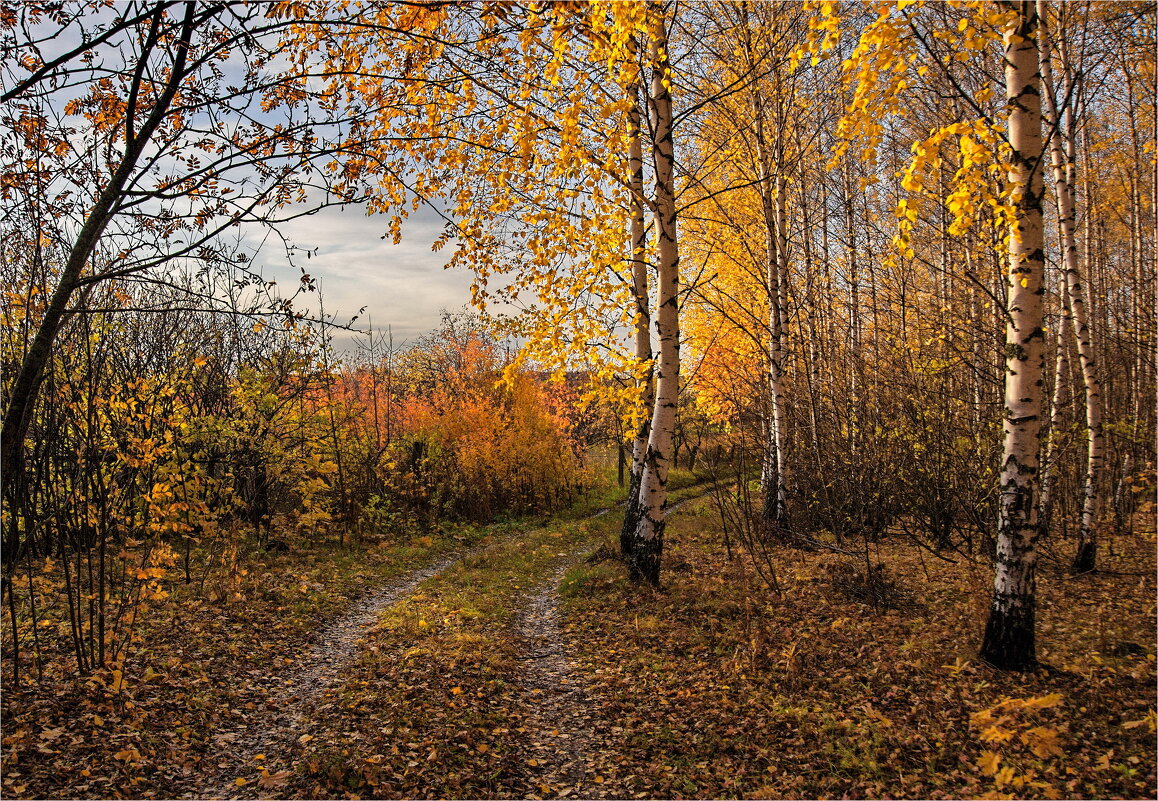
[251,204,475,351]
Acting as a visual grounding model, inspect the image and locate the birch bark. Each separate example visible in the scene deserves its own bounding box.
[742,15,790,532]
[630,7,679,586]
[1038,279,1071,530]
[1038,3,1103,572]
[980,0,1047,671]
[620,52,654,559]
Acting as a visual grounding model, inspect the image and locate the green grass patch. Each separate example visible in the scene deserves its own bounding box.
[291,510,620,798]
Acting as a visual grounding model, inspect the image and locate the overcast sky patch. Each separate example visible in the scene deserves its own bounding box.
[251,203,475,352]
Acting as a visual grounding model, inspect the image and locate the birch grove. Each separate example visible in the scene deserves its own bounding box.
[4,10,1158,799]
[2,1,1153,709]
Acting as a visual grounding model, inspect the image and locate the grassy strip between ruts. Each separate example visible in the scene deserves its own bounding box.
[277,471,746,799]
[286,508,624,798]
[559,494,1157,800]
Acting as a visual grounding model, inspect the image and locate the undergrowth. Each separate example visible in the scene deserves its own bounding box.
[559,496,1157,799]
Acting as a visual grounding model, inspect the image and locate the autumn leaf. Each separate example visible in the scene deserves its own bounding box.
[980,725,1014,743]
[114,747,141,763]
[258,770,292,789]
[1023,693,1063,710]
[1021,726,1062,759]
[977,750,1001,776]
[1121,710,1156,732]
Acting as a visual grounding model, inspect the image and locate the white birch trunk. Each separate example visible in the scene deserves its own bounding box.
[1038,279,1071,528]
[1037,6,1104,571]
[630,7,679,586]
[744,24,790,531]
[621,61,654,559]
[980,0,1047,671]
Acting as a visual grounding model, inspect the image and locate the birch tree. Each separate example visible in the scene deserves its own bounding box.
[620,54,654,560]
[1037,1,1104,573]
[979,0,1047,670]
[628,4,679,586]
[738,5,793,532]
[802,0,1057,668]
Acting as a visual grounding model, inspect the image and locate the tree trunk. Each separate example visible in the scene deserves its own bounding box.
[620,47,654,560]
[980,0,1047,672]
[843,161,861,451]
[1039,4,1103,573]
[743,13,789,532]
[630,7,679,587]
[1039,279,1071,530]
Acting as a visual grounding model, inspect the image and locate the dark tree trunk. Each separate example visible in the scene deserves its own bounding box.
[628,518,663,586]
[980,589,1038,671]
[620,467,643,559]
[1071,538,1096,574]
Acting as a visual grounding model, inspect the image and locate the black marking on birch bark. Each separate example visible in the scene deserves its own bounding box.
[628,523,664,586]
[1005,342,1028,360]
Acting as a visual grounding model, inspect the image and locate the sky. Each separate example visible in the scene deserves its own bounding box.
[257,203,477,353]
[8,5,478,357]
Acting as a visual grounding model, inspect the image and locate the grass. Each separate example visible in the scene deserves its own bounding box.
[288,509,623,798]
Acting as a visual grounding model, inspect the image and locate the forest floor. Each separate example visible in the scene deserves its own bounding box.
[2,480,1155,800]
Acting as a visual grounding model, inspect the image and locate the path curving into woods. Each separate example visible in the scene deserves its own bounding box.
[169,498,698,799]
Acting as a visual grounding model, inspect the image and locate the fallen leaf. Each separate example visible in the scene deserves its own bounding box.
[114,747,141,762]
[258,770,292,789]
[978,750,1001,776]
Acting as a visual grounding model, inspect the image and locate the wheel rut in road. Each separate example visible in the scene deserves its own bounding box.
[515,496,698,799]
[179,552,466,799]
[515,556,626,800]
